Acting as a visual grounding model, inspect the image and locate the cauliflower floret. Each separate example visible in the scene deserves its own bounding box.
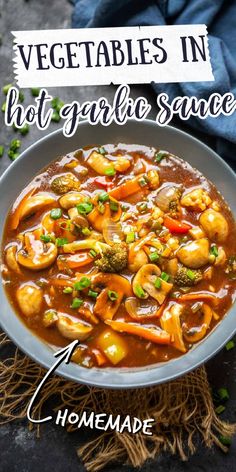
[151,205,164,223]
[51,173,80,195]
[181,188,212,212]
[95,243,128,273]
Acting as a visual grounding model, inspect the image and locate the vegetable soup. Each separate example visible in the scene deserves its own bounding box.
[2,143,236,368]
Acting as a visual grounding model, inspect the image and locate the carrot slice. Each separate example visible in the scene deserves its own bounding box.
[109,176,144,200]
[87,202,111,232]
[10,187,36,230]
[177,292,219,307]
[105,320,171,345]
[57,252,92,270]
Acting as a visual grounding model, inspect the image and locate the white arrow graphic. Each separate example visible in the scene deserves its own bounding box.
[27,340,79,424]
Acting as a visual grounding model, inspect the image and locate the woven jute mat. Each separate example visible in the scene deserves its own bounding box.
[0,332,235,471]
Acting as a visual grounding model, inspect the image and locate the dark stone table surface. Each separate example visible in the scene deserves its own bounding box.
[0,1,236,471]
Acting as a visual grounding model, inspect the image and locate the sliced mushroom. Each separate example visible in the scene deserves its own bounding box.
[177,238,210,269]
[125,297,166,320]
[160,304,186,353]
[5,245,21,274]
[41,211,55,233]
[132,264,173,305]
[19,193,56,221]
[68,207,89,228]
[92,273,132,320]
[57,315,93,340]
[59,192,85,210]
[17,232,57,271]
[199,209,229,243]
[128,232,155,273]
[155,184,182,212]
[183,303,213,343]
[16,283,43,317]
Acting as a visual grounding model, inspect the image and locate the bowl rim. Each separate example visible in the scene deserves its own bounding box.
[0,118,236,389]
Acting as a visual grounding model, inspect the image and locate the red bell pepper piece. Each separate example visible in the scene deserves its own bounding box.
[164,216,191,234]
[93,176,114,190]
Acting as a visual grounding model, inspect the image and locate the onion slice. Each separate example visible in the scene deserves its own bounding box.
[155,184,182,212]
[103,219,124,245]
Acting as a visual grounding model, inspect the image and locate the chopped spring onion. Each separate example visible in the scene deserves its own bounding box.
[19,124,29,136]
[138,202,148,213]
[108,290,118,301]
[218,387,229,402]
[8,150,19,161]
[71,297,83,309]
[63,287,73,294]
[98,202,105,214]
[10,139,21,151]
[154,150,168,163]
[50,208,62,219]
[51,97,64,112]
[219,435,231,446]
[1,102,6,113]
[149,251,159,262]
[225,340,235,351]
[89,249,97,258]
[98,146,106,155]
[40,234,53,243]
[110,200,119,212]
[0,145,4,157]
[81,227,91,236]
[2,83,12,95]
[77,202,93,215]
[74,277,91,290]
[55,237,68,247]
[154,277,162,289]
[88,289,99,298]
[98,191,109,203]
[187,269,196,281]
[161,272,170,282]
[138,175,148,187]
[31,88,40,97]
[51,111,61,123]
[215,405,226,415]
[126,231,135,244]
[134,284,146,298]
[104,167,116,177]
[210,245,219,257]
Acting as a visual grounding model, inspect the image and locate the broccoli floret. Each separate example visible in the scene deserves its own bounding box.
[174,266,202,287]
[51,173,80,194]
[95,243,128,273]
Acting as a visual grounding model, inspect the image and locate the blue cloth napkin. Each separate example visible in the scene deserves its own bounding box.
[71,0,236,163]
